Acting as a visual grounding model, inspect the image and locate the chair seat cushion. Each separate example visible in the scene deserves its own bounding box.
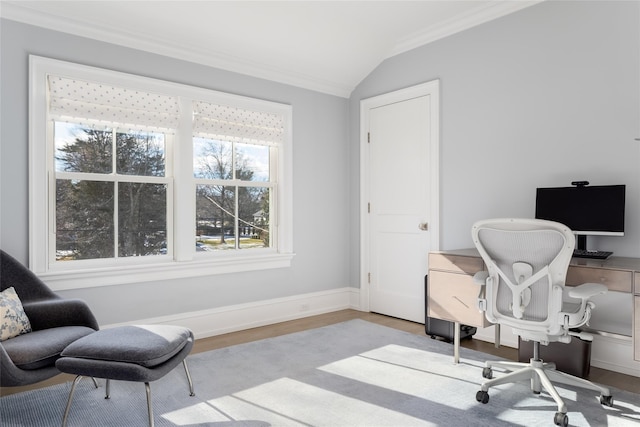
[60,325,191,368]
[2,326,96,370]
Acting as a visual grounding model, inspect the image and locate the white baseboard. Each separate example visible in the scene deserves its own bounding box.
[590,333,640,378]
[105,287,361,339]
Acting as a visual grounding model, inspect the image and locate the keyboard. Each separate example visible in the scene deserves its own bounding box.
[573,249,613,260]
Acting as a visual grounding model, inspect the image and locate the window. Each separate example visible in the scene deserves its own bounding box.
[192,101,282,252]
[30,56,293,290]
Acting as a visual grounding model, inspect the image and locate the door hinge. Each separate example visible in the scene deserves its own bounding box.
[368,202,370,213]
[368,272,371,283]
[367,132,370,143]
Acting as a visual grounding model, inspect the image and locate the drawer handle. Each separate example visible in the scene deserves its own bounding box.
[453,296,469,308]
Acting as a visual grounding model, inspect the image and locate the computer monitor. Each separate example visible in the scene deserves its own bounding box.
[535,184,625,252]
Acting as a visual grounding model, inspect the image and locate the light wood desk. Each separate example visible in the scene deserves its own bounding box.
[428,249,640,364]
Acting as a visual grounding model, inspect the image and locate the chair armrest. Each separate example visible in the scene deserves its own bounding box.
[474,271,489,312]
[567,283,608,300]
[473,271,489,285]
[22,299,99,331]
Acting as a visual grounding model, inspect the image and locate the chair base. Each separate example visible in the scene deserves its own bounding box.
[477,357,613,426]
[62,359,194,427]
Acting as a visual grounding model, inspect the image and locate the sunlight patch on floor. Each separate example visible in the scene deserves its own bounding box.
[163,393,310,426]
[161,375,436,426]
[319,344,482,410]
[161,401,231,425]
[607,399,640,423]
[234,377,436,426]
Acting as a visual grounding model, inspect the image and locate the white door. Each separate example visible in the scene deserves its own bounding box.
[361,82,439,323]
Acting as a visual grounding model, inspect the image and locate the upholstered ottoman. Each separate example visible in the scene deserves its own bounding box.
[56,325,195,427]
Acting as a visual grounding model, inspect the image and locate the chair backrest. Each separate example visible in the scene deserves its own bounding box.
[471,218,575,342]
[1,250,57,301]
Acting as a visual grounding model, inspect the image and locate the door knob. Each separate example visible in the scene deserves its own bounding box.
[418,222,429,231]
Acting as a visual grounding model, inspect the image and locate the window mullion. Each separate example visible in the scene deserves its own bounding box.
[173,98,195,261]
[48,170,56,266]
[232,140,237,180]
[232,139,238,249]
[114,181,119,259]
[112,129,118,260]
[234,185,239,250]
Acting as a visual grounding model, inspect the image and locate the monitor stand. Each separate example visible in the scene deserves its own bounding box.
[573,235,612,259]
[577,235,587,252]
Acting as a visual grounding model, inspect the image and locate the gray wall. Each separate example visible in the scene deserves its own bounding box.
[2,1,639,325]
[0,19,351,325]
[349,0,640,285]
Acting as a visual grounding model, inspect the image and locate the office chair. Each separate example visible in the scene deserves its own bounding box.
[471,218,613,427]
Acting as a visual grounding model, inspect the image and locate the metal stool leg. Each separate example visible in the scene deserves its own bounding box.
[145,382,154,427]
[182,359,195,396]
[105,379,111,399]
[61,375,83,427]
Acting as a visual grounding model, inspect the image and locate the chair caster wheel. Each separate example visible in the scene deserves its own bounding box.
[476,390,489,404]
[482,367,493,379]
[600,395,614,407]
[554,412,568,426]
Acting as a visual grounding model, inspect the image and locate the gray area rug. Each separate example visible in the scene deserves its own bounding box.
[1,319,639,426]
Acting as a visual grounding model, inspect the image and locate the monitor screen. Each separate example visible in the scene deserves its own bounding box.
[535,185,625,236]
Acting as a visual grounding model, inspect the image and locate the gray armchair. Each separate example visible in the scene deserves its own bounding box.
[1,250,98,387]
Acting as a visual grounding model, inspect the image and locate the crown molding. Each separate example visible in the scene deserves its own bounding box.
[0,2,352,98]
[1,1,542,98]
[390,0,544,58]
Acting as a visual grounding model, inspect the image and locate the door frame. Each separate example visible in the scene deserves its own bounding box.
[359,80,441,312]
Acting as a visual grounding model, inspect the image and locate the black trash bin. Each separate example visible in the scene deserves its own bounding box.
[518,335,592,378]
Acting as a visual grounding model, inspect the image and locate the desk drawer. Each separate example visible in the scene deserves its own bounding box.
[429,253,483,275]
[427,270,489,327]
[566,266,632,293]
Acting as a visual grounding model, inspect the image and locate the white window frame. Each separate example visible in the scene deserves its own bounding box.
[29,56,294,291]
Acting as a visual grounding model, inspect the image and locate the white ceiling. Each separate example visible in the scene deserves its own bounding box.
[1,1,540,97]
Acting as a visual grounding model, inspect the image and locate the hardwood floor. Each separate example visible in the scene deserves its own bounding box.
[2,309,638,397]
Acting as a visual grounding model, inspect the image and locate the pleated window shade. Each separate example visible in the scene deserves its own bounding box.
[193,101,284,145]
[47,75,180,134]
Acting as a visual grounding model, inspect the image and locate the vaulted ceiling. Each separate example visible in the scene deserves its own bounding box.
[1,1,540,97]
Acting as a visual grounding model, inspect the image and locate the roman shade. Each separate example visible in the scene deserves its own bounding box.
[48,75,180,134]
[192,100,284,145]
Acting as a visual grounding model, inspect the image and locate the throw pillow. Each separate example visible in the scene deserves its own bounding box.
[0,287,32,341]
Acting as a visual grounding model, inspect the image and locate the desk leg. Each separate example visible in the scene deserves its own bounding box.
[454,321,460,364]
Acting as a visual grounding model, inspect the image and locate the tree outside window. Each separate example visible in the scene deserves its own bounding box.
[55,122,167,260]
[194,137,271,250]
